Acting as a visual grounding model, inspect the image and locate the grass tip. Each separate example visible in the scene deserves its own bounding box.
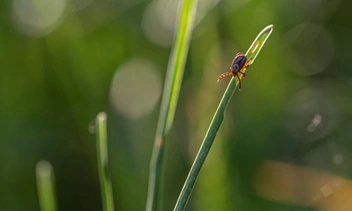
[36,160,53,176]
[262,24,274,33]
[97,112,107,121]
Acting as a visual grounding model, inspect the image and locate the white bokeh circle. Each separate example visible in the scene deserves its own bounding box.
[110,60,162,120]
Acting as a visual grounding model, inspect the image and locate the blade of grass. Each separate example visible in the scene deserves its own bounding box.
[173,24,274,211]
[146,0,198,210]
[96,112,115,211]
[36,160,58,211]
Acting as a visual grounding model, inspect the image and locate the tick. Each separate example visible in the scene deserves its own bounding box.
[217,52,252,89]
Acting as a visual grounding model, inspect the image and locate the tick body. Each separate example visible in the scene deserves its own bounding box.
[217,52,252,89]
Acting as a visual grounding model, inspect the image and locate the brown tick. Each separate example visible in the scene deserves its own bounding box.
[217,52,252,90]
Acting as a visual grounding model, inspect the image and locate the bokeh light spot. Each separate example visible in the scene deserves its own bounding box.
[142,0,219,47]
[286,87,339,142]
[279,0,323,24]
[142,0,179,47]
[12,0,67,37]
[221,0,251,14]
[333,154,344,165]
[70,0,94,11]
[110,60,161,120]
[306,114,322,132]
[285,23,334,76]
[320,183,333,197]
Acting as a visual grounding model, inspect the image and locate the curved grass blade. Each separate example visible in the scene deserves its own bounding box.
[96,112,115,211]
[173,24,274,211]
[146,0,198,211]
[36,160,58,211]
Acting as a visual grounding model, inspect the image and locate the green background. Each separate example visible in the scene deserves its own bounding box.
[1,0,352,210]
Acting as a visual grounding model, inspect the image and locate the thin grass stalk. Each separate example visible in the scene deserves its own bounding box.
[36,160,58,211]
[146,0,198,211]
[173,24,274,211]
[96,112,115,211]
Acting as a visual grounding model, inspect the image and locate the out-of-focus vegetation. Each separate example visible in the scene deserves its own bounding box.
[1,0,352,211]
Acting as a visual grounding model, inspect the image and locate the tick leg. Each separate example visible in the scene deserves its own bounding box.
[217,71,233,82]
[244,58,253,69]
[239,71,246,78]
[238,58,252,79]
[236,74,242,90]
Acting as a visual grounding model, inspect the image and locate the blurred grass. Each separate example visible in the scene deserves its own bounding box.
[36,161,57,211]
[173,25,274,211]
[2,1,352,211]
[96,112,115,211]
[146,0,198,210]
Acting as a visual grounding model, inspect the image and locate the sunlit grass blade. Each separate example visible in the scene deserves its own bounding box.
[36,160,58,211]
[245,25,274,65]
[173,24,274,211]
[146,0,198,210]
[96,112,115,211]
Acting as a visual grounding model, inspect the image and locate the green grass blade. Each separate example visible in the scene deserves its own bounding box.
[173,24,274,211]
[96,112,115,211]
[146,0,198,211]
[36,160,58,211]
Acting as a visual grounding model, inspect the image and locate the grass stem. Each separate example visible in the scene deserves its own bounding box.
[96,112,115,211]
[146,0,198,210]
[173,24,274,211]
[36,160,58,211]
